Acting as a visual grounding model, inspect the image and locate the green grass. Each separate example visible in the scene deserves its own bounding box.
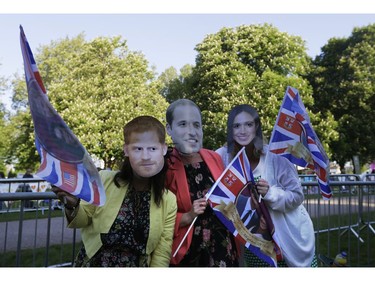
[315,228,375,267]
[1,242,82,267]
[312,211,375,230]
[312,211,375,267]
[0,208,64,222]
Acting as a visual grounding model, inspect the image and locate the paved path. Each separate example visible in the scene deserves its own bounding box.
[0,217,81,252]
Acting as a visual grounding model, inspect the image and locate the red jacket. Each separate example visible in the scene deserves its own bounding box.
[166,148,224,265]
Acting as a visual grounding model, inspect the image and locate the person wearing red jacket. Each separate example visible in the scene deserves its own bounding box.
[165,99,239,267]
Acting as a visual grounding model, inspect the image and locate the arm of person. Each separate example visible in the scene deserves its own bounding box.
[263,154,304,213]
[179,198,207,227]
[149,192,178,267]
[51,186,94,227]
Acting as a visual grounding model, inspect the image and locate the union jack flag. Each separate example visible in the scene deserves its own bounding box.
[269,86,331,200]
[206,147,281,267]
[20,25,105,206]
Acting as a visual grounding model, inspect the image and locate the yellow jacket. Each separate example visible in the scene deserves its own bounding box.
[67,170,177,267]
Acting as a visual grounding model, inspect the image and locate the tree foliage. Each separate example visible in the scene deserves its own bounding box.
[2,71,40,172]
[309,24,375,167]
[6,22,374,173]
[6,111,39,170]
[9,35,168,170]
[159,64,195,103]
[0,71,10,173]
[169,24,338,153]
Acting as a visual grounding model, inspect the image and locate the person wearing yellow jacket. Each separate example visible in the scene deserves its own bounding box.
[52,116,177,267]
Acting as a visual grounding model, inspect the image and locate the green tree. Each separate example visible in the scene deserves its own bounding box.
[10,35,168,170]
[159,64,195,103]
[309,24,375,167]
[0,71,10,173]
[180,24,337,153]
[5,73,40,172]
[6,111,39,171]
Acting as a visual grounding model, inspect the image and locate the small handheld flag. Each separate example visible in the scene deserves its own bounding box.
[206,147,281,267]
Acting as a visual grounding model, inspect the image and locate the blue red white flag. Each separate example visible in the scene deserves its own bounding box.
[269,86,331,200]
[20,25,106,206]
[206,147,281,267]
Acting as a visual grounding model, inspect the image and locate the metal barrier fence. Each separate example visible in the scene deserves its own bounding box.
[300,174,375,267]
[0,178,80,267]
[0,176,374,267]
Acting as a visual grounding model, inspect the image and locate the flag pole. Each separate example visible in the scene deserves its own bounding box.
[172,146,246,258]
[172,216,197,257]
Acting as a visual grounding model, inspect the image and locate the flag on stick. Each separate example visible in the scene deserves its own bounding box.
[269,86,331,200]
[20,25,106,206]
[206,147,281,267]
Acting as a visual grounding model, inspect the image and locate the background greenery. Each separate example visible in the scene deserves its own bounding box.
[1,23,375,174]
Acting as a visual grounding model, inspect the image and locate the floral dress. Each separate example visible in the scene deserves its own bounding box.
[74,187,151,267]
[178,161,238,267]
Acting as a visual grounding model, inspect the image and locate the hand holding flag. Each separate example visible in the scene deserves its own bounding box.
[206,147,281,267]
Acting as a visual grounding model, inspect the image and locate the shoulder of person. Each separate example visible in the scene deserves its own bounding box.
[200,147,218,154]
[166,147,183,171]
[167,147,181,161]
[163,188,177,201]
[200,148,225,169]
[99,169,117,177]
[99,170,120,185]
[200,148,222,159]
[215,146,227,155]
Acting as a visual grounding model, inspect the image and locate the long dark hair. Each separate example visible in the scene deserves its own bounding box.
[114,116,168,206]
[226,104,264,160]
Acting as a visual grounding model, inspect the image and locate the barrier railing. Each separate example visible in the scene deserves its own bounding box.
[0,178,79,267]
[300,174,375,266]
[0,176,374,267]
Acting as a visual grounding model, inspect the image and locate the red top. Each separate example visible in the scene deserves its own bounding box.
[166,147,224,265]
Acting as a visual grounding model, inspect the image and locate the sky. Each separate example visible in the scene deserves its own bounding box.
[1,1,375,110]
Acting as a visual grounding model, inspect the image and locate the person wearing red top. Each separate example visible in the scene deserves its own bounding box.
[165,99,239,267]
